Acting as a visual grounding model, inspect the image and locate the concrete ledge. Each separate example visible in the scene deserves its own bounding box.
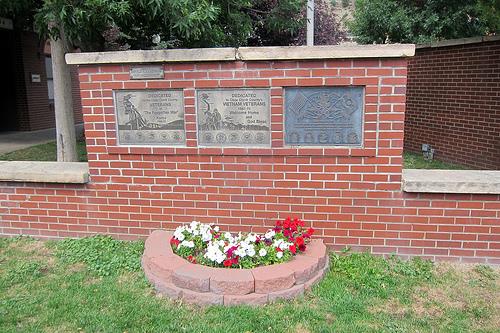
[237,44,415,61]
[66,44,415,65]
[417,35,500,49]
[402,169,500,194]
[0,161,89,184]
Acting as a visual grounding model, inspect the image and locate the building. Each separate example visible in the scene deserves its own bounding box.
[0,17,82,132]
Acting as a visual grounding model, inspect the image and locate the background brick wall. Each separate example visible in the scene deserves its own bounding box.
[1,57,498,264]
[405,39,500,170]
[9,31,83,131]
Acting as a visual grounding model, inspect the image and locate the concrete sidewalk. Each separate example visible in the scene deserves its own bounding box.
[0,124,84,155]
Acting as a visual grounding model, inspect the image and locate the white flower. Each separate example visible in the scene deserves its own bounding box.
[201,231,212,242]
[205,241,225,264]
[246,245,256,257]
[245,233,257,243]
[234,247,247,258]
[214,226,220,232]
[265,230,275,240]
[173,228,185,241]
[276,251,283,259]
[180,240,194,248]
[259,248,267,257]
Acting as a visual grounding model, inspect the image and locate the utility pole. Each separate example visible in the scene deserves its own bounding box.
[307,0,314,46]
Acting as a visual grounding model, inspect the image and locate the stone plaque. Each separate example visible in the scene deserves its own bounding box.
[114,90,185,145]
[197,89,271,147]
[285,87,364,146]
[130,65,164,80]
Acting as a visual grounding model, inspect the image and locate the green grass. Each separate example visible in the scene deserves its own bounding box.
[0,142,470,170]
[403,151,468,170]
[0,140,87,162]
[1,236,498,332]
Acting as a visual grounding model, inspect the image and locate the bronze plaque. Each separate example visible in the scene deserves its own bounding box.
[129,65,164,80]
[114,90,185,145]
[285,86,364,146]
[196,89,271,147]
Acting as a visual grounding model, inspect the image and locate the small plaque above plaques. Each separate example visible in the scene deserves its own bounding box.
[130,65,164,80]
[285,87,364,146]
[197,89,271,147]
[114,89,185,146]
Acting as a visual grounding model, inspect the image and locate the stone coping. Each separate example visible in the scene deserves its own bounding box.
[416,35,500,49]
[402,169,500,194]
[66,44,415,65]
[142,230,329,306]
[0,161,89,184]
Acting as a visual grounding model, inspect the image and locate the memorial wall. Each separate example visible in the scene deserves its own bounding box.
[1,46,498,264]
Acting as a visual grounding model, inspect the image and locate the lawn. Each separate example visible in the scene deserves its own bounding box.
[0,141,469,170]
[0,140,87,162]
[1,236,498,332]
[403,151,468,170]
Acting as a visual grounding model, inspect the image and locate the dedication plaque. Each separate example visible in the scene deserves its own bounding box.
[129,65,164,80]
[114,89,185,145]
[284,87,364,146]
[196,89,271,147]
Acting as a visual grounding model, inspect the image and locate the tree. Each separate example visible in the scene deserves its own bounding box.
[293,0,346,45]
[3,0,345,160]
[349,0,499,44]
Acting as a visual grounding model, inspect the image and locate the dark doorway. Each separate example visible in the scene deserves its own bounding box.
[0,28,19,131]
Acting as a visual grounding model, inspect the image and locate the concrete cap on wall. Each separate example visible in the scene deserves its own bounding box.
[0,161,89,184]
[402,169,500,194]
[65,44,416,65]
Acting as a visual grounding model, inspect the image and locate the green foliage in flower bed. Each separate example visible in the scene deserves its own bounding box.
[1,236,499,332]
[170,219,314,268]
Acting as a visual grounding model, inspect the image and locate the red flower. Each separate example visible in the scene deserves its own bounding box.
[170,237,180,247]
[275,220,282,227]
[276,247,283,252]
[289,244,297,254]
[187,255,196,264]
[226,245,238,257]
[307,227,315,235]
[231,256,239,265]
[298,244,306,252]
[223,259,233,267]
[295,236,305,247]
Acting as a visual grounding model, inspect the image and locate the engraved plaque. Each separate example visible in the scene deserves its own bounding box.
[285,87,364,146]
[130,65,164,80]
[197,89,271,147]
[114,90,185,145]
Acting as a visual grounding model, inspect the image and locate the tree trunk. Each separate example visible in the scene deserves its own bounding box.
[50,25,78,162]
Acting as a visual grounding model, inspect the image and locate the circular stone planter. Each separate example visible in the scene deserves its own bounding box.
[142,230,329,306]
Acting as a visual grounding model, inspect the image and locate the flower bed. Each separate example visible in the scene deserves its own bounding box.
[170,218,315,268]
[142,225,329,306]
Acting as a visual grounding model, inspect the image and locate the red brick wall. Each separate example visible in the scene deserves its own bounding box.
[1,57,499,264]
[405,40,500,170]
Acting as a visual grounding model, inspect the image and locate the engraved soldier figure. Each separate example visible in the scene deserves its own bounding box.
[200,93,222,130]
[123,94,147,130]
